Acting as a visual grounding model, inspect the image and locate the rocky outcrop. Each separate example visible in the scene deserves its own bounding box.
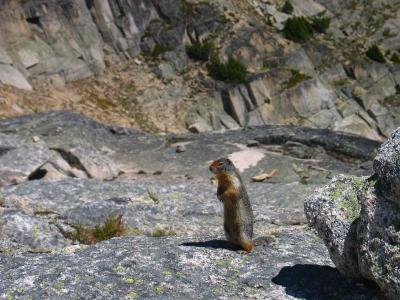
[0,0,220,86]
[0,111,384,298]
[0,112,125,185]
[305,127,400,299]
[373,128,400,204]
[0,0,398,140]
[0,231,383,299]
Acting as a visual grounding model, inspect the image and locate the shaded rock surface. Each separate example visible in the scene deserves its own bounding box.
[305,127,400,299]
[0,111,384,298]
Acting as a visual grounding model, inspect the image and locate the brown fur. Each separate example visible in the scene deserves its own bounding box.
[210,159,254,253]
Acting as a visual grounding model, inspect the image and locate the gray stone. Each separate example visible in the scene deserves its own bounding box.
[163,50,188,72]
[0,64,32,90]
[188,119,212,133]
[334,114,382,142]
[248,109,265,126]
[373,127,400,205]
[0,210,70,251]
[306,128,400,299]
[176,144,186,153]
[306,108,341,129]
[59,142,120,180]
[357,189,400,300]
[221,88,249,126]
[291,0,326,16]
[155,62,176,80]
[284,48,315,76]
[305,175,366,279]
[0,46,12,64]
[0,230,380,299]
[281,80,336,119]
[319,64,348,86]
[246,140,260,147]
[247,77,271,107]
[0,145,52,186]
[219,114,240,130]
[305,172,400,300]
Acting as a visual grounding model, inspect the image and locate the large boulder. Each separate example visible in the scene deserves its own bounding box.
[373,128,400,205]
[305,127,400,299]
[304,175,366,279]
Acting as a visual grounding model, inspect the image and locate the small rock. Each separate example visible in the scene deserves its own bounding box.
[188,120,212,133]
[134,58,142,65]
[153,170,162,175]
[176,144,186,153]
[32,136,40,143]
[247,140,260,147]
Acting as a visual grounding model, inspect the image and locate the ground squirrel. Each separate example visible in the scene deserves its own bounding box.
[209,158,254,253]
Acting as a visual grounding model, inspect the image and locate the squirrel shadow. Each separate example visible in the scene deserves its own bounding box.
[181,236,274,252]
[272,264,382,299]
[181,240,242,251]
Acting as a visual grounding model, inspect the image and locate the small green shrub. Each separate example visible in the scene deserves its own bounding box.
[283,17,314,42]
[207,56,249,84]
[186,41,214,61]
[281,1,294,14]
[282,69,312,89]
[68,215,126,245]
[391,53,400,64]
[151,44,170,58]
[311,16,331,33]
[366,45,386,63]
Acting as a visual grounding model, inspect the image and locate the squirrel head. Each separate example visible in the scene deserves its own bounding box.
[209,158,236,175]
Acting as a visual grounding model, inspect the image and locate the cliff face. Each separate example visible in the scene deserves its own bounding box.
[0,0,184,88]
[0,0,399,141]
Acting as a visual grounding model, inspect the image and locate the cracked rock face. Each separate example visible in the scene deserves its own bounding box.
[305,127,400,300]
[0,112,384,299]
[373,128,400,206]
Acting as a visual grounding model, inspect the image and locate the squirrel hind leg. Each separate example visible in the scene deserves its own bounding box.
[240,240,253,253]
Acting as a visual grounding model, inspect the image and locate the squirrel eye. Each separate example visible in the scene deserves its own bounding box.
[217,162,224,167]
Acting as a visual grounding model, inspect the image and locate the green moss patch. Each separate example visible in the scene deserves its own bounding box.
[329,177,365,223]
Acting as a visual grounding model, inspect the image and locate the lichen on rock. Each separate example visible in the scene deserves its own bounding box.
[306,127,400,300]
